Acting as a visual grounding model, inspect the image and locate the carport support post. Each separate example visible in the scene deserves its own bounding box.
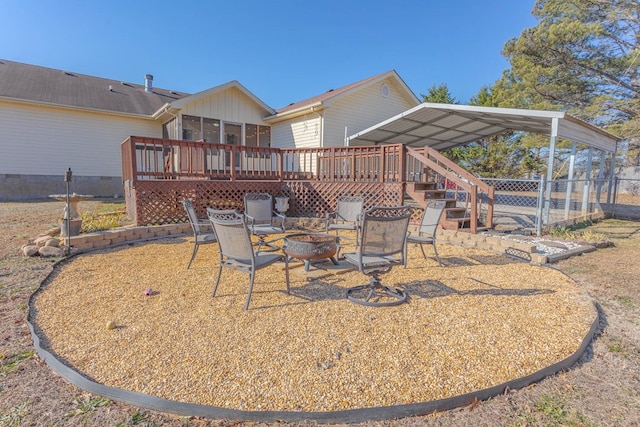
[543,118,559,227]
[536,175,546,236]
[606,146,617,205]
[564,141,577,220]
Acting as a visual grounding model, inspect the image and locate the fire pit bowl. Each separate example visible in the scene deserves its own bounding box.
[284,233,338,262]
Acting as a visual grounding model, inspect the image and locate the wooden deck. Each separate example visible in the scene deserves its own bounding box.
[121,136,495,232]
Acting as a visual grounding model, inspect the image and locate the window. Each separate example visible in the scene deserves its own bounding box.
[203,118,220,143]
[182,115,202,141]
[180,115,270,147]
[224,123,242,145]
[246,124,271,148]
[182,115,221,142]
[259,126,271,148]
[246,124,258,147]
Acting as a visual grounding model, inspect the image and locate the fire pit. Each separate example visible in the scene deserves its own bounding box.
[283,233,339,271]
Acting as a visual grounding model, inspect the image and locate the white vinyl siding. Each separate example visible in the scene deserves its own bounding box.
[0,102,160,176]
[322,78,416,148]
[271,115,322,149]
[180,87,269,126]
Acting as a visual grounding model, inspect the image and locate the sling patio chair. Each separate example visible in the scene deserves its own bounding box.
[343,205,413,307]
[182,199,217,269]
[243,193,286,251]
[207,208,290,311]
[325,195,364,248]
[406,200,446,267]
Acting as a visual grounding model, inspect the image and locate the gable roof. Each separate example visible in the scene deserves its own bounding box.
[169,80,275,115]
[0,59,190,116]
[265,70,419,120]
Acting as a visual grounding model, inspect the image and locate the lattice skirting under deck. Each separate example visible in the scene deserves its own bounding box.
[129,180,405,226]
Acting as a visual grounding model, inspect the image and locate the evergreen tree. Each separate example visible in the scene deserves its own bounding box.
[421,83,458,104]
[445,86,543,178]
[498,0,640,164]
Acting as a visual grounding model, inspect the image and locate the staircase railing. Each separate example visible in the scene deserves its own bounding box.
[405,146,494,232]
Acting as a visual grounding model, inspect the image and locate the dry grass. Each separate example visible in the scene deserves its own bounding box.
[1,200,639,426]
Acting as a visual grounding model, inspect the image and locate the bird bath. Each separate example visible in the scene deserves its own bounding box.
[49,193,93,219]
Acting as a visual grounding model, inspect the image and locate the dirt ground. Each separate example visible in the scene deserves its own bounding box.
[1,200,639,427]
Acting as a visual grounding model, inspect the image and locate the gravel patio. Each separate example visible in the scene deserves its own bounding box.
[29,233,597,422]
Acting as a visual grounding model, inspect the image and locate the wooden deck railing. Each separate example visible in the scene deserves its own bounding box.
[121,136,282,182]
[122,137,405,183]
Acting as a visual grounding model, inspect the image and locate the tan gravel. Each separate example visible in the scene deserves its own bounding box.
[31,233,596,413]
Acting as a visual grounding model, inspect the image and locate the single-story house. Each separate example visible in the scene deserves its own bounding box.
[0,59,419,200]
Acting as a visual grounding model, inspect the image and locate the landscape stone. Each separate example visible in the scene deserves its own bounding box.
[45,227,61,236]
[33,235,51,247]
[22,245,39,257]
[38,246,65,257]
[44,238,61,247]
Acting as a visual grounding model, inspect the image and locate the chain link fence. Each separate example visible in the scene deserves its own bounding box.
[482,177,640,235]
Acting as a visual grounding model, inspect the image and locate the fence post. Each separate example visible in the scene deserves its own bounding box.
[612,176,619,218]
[536,176,546,236]
[581,179,590,216]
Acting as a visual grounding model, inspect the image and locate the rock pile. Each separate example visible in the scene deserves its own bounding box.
[22,227,77,258]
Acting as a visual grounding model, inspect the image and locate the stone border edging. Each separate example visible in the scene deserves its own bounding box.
[61,219,600,266]
[26,252,600,423]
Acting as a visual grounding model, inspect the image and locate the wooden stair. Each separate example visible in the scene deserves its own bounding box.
[405,181,486,232]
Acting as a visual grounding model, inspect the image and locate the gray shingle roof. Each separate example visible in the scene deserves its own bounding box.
[0,59,190,116]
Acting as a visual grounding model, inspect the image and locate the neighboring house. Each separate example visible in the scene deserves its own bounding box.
[0,59,418,200]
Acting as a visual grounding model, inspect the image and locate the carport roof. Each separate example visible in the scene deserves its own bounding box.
[347,103,620,152]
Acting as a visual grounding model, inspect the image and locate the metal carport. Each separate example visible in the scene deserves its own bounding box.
[347,103,622,230]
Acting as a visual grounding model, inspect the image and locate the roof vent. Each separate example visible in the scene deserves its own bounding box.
[109,85,114,92]
[144,74,153,93]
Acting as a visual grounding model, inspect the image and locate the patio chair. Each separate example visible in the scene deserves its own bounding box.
[207,208,290,311]
[243,193,286,251]
[182,199,217,269]
[343,205,413,307]
[406,201,446,267]
[325,195,364,247]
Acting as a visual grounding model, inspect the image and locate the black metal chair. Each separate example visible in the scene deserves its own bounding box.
[343,205,412,307]
[207,208,289,311]
[182,199,217,269]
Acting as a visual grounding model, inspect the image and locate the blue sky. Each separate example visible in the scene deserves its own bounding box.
[1,1,537,108]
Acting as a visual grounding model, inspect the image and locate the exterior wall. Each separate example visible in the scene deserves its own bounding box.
[322,77,417,148]
[269,77,417,150]
[179,87,270,126]
[0,174,123,201]
[0,100,160,200]
[271,114,322,149]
